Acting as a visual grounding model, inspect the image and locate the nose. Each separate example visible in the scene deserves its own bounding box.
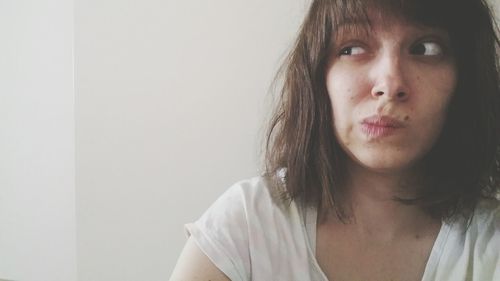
[370,52,409,102]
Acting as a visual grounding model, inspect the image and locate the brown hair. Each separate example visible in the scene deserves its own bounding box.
[264,0,500,223]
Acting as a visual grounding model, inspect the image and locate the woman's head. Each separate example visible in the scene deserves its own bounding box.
[326,11,457,174]
[265,0,500,221]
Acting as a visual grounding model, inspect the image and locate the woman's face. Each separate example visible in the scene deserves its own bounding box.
[326,15,457,174]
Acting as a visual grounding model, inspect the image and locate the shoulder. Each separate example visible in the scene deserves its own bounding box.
[470,198,500,232]
[205,175,290,215]
[187,176,274,233]
[184,176,291,280]
[447,198,500,233]
[449,198,500,245]
[183,176,317,280]
[475,197,500,218]
[204,176,278,214]
[222,176,273,202]
[469,198,500,241]
[437,198,500,280]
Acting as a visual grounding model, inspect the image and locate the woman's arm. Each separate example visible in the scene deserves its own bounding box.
[169,236,231,281]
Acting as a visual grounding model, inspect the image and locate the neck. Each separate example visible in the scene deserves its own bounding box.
[331,161,438,241]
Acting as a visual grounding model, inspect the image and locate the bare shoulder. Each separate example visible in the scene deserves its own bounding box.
[169,236,231,281]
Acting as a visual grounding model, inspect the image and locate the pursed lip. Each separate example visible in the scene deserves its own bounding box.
[361,115,405,128]
[360,115,405,138]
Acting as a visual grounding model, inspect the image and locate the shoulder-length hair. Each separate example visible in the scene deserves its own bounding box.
[264,0,500,223]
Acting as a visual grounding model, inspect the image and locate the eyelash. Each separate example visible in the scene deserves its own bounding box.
[409,41,444,56]
[337,41,446,57]
[339,46,365,56]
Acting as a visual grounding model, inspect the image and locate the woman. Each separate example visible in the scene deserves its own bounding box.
[170,0,500,280]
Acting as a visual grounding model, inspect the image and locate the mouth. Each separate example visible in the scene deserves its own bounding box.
[361,115,405,138]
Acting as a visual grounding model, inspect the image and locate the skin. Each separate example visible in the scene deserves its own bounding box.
[326,17,457,175]
[170,12,459,281]
[316,14,458,281]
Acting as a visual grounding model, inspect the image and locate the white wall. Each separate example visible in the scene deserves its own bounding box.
[75,1,500,280]
[75,0,308,280]
[0,0,497,280]
[0,1,77,281]
[2,0,494,280]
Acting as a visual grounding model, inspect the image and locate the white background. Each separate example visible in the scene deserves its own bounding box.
[0,0,498,280]
[75,0,308,280]
[0,0,77,281]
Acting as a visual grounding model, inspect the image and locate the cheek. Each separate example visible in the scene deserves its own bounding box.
[418,69,456,118]
[326,71,368,144]
[412,68,457,145]
[326,69,367,118]
[327,83,349,131]
[417,97,451,147]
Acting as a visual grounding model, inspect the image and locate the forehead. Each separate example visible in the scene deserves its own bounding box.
[329,2,452,43]
[327,0,455,33]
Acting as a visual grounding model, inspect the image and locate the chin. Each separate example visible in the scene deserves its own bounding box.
[350,152,422,174]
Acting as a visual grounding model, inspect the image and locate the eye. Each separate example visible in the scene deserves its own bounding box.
[410,42,443,56]
[339,46,366,56]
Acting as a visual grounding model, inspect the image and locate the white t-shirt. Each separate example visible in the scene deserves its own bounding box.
[185,177,500,281]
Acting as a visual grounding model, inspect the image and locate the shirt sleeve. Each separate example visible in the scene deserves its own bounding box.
[184,181,252,281]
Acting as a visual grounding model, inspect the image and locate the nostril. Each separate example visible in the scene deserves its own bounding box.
[397,92,406,98]
[375,91,384,96]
